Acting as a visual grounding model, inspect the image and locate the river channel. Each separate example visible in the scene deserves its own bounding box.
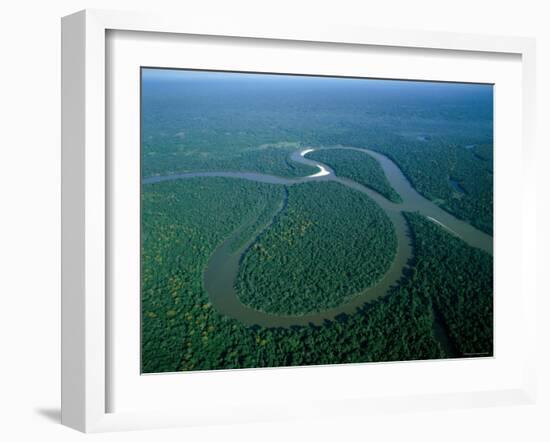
[142,147,493,327]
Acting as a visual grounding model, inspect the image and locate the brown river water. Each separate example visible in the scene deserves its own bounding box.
[142,147,492,327]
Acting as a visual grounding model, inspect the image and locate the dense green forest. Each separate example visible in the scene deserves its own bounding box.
[141,178,492,373]
[305,149,402,203]
[235,181,396,315]
[141,178,281,371]
[404,212,493,355]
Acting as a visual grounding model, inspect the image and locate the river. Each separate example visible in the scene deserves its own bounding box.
[142,146,492,327]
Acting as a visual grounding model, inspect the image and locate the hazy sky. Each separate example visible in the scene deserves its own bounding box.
[141,67,493,92]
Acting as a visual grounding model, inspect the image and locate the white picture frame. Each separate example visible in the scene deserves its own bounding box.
[61,9,537,433]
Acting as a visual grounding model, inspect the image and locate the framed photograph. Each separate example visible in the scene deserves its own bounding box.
[61,9,537,432]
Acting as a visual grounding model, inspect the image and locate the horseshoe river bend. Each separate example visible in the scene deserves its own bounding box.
[142,146,493,328]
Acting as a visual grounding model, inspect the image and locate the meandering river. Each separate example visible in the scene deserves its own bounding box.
[142,147,492,327]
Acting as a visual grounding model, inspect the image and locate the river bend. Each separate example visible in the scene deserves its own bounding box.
[142,147,492,327]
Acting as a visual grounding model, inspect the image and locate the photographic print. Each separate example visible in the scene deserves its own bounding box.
[140,68,493,374]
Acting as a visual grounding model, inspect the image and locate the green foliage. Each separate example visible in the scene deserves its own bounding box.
[141,178,283,371]
[236,182,397,315]
[404,212,493,355]
[305,149,402,203]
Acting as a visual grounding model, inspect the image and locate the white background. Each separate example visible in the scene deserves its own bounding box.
[0,0,548,441]
[109,30,524,414]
